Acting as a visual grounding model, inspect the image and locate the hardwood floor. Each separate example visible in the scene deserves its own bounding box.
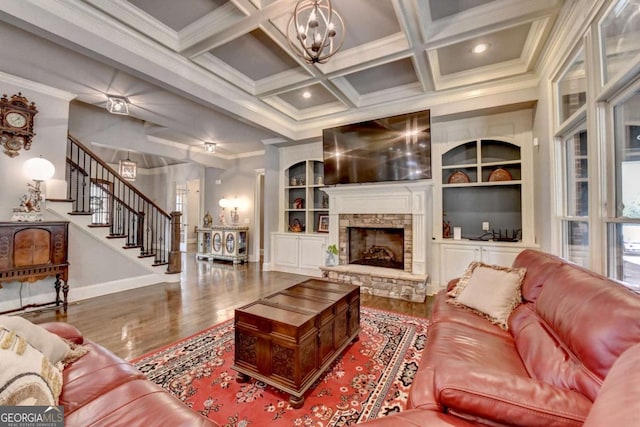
[22,249,433,361]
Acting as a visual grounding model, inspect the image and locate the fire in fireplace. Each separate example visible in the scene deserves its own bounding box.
[348,227,404,270]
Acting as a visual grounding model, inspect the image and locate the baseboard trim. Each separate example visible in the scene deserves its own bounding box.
[0,274,168,313]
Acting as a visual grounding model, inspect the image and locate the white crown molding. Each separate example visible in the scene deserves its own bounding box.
[0,70,76,101]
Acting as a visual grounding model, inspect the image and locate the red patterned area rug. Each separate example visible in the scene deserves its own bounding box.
[132,307,428,426]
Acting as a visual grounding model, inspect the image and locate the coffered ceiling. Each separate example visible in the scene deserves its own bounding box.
[0,0,565,159]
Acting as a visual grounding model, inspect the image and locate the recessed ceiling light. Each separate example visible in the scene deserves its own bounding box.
[302,91,311,99]
[472,43,489,54]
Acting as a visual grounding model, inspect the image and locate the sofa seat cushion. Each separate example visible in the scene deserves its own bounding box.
[63,378,212,427]
[434,363,592,427]
[430,291,512,338]
[409,321,527,411]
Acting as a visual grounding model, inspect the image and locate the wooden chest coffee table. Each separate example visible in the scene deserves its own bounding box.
[232,279,360,408]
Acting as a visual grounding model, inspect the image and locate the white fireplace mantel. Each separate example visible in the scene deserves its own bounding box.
[322,180,433,276]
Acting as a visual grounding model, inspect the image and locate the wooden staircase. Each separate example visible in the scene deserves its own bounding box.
[47,135,181,276]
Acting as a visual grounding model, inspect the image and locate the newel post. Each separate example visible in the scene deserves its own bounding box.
[167,211,182,274]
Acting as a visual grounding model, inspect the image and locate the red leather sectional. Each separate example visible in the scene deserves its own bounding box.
[40,322,217,427]
[362,249,640,426]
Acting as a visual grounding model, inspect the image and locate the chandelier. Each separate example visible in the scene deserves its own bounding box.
[287,0,345,64]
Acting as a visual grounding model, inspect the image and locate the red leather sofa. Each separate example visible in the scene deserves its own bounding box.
[41,322,217,427]
[361,249,640,426]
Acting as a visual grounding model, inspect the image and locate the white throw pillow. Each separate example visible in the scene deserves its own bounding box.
[451,262,526,330]
[0,315,70,364]
[0,326,63,406]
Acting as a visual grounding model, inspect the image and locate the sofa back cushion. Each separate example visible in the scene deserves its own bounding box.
[537,264,640,380]
[509,304,602,401]
[512,249,565,303]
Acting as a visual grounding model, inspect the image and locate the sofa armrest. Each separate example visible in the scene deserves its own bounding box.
[435,365,592,427]
[40,322,84,345]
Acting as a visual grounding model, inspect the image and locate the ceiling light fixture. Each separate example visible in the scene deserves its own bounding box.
[287,0,345,64]
[302,91,311,99]
[204,142,216,153]
[119,151,137,181]
[106,95,129,115]
[472,43,489,54]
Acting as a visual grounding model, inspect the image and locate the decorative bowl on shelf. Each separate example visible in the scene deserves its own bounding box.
[488,168,512,182]
[448,170,470,183]
[288,219,304,232]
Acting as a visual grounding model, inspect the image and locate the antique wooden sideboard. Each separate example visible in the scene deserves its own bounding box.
[0,221,70,313]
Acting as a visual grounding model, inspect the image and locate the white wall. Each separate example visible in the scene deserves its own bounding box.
[204,155,264,261]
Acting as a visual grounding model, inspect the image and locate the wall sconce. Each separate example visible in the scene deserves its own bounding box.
[107,95,129,115]
[13,156,55,221]
[204,142,216,153]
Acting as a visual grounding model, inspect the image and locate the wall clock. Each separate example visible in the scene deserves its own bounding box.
[1,92,38,157]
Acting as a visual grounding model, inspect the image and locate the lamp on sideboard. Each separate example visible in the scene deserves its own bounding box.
[13,156,55,221]
[218,197,229,225]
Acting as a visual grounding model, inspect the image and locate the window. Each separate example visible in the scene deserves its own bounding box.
[557,48,586,124]
[600,0,640,84]
[175,183,187,213]
[607,88,640,290]
[559,126,589,266]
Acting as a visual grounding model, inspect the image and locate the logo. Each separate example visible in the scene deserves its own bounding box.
[0,406,64,427]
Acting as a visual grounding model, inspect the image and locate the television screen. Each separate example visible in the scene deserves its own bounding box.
[322,110,431,185]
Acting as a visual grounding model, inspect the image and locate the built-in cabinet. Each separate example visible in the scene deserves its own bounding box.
[196,226,248,264]
[271,233,326,276]
[432,110,537,288]
[270,144,329,277]
[439,241,528,285]
[284,160,329,234]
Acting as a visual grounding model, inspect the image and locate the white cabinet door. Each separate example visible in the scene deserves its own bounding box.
[480,247,522,268]
[440,244,480,283]
[299,235,326,271]
[440,243,526,285]
[272,233,299,268]
[271,232,328,276]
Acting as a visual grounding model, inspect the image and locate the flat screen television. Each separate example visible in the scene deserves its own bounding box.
[322,109,431,185]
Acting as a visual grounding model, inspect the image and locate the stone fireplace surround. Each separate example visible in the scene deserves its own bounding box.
[320,182,432,302]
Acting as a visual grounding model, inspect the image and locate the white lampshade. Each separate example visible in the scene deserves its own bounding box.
[23,157,55,181]
[219,198,229,208]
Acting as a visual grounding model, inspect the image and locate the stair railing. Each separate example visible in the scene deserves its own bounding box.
[66,135,181,272]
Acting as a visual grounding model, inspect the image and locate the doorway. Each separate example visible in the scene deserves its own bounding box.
[175,179,201,252]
